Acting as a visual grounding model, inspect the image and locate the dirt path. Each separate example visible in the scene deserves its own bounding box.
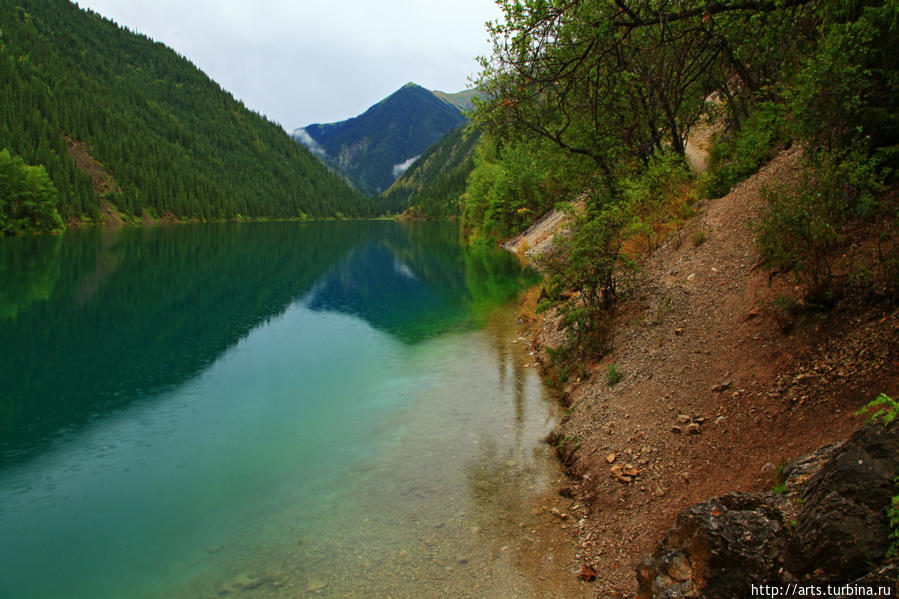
[525,147,899,597]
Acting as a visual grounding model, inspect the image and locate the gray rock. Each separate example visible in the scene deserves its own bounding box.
[785,422,899,582]
[636,492,790,599]
[637,421,899,598]
[711,381,733,393]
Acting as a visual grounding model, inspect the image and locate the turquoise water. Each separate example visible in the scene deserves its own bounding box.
[0,222,584,598]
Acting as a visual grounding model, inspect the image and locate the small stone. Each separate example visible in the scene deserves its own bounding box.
[233,574,262,590]
[712,380,733,393]
[578,564,597,581]
[610,465,623,477]
[550,507,568,520]
[306,580,328,593]
[676,414,692,424]
[674,327,684,335]
[686,423,701,435]
[607,453,617,463]
[667,552,693,582]
[714,416,727,426]
[622,466,640,477]
[671,425,683,434]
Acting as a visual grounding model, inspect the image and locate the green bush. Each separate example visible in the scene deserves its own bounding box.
[462,135,579,239]
[621,150,692,249]
[536,200,638,363]
[0,149,64,235]
[755,149,883,303]
[785,0,899,172]
[605,362,621,386]
[857,393,898,427]
[704,102,785,198]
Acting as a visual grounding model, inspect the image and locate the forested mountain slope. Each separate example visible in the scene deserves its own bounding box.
[0,0,376,232]
[380,124,482,219]
[292,83,467,195]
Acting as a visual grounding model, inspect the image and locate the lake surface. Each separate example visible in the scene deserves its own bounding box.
[0,222,586,598]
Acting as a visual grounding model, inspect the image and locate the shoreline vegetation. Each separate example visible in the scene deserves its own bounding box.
[3,0,898,594]
[461,0,897,594]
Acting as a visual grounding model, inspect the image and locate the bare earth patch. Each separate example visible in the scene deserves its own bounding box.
[522,146,899,597]
[64,136,125,226]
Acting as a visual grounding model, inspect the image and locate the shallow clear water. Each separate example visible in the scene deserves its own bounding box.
[0,222,585,598]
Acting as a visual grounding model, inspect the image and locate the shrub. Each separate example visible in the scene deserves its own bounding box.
[856,393,898,427]
[704,102,785,198]
[537,201,634,362]
[621,151,692,250]
[755,149,883,304]
[606,363,621,386]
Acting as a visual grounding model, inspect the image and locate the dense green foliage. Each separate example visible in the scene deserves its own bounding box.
[463,0,899,365]
[463,134,590,239]
[0,149,63,234]
[0,0,375,232]
[380,125,483,219]
[704,102,786,198]
[296,83,467,195]
[752,0,899,302]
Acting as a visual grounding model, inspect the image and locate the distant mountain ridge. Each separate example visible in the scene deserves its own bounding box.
[292,83,473,196]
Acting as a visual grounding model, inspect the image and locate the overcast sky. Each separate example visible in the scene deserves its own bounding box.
[75,0,501,130]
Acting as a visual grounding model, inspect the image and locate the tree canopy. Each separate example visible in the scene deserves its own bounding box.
[0,0,377,233]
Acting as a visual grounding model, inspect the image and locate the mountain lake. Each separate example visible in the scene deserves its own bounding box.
[0,222,589,598]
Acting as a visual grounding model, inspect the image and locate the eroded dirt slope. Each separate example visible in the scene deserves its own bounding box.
[525,146,899,597]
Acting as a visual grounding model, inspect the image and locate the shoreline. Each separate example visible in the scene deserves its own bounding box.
[506,148,898,596]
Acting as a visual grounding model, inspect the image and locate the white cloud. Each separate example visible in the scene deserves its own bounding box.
[392,155,420,178]
[291,128,327,158]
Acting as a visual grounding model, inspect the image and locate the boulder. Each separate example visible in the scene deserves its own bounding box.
[637,422,899,598]
[636,492,790,599]
[785,422,899,581]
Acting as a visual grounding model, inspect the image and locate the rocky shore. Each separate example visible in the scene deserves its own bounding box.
[512,147,899,597]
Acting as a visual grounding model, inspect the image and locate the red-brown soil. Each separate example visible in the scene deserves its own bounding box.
[522,146,899,597]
